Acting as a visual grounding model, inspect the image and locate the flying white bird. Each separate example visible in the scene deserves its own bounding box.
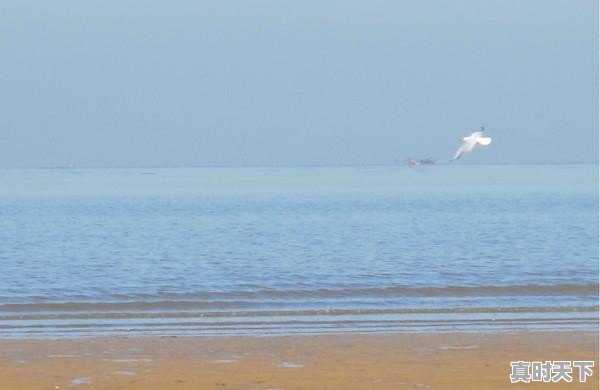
[452,127,492,161]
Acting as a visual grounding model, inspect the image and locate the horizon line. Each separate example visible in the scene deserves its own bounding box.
[0,161,598,170]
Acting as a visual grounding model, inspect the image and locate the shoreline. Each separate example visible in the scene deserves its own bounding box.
[1,331,597,390]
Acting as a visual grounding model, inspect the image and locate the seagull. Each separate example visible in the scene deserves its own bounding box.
[452,126,492,161]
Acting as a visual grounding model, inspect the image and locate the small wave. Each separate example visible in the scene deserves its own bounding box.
[0,306,597,321]
[1,283,596,313]
[1,314,597,338]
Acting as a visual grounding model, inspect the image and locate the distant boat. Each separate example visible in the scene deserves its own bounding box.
[406,158,436,166]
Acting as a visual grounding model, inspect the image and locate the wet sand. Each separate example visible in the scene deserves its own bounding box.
[0,332,597,390]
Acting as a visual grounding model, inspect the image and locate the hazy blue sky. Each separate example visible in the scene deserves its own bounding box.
[0,0,597,167]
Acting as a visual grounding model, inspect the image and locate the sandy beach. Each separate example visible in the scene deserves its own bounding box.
[0,331,597,390]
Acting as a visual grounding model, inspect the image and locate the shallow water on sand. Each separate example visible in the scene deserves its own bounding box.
[0,164,597,337]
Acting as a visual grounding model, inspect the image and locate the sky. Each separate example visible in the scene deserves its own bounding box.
[0,0,597,168]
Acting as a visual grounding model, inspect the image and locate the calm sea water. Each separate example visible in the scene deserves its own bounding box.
[0,164,597,337]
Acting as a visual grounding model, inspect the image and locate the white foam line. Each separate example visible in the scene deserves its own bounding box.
[276,362,304,368]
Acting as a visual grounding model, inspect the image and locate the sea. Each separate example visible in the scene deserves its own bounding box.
[0,164,597,338]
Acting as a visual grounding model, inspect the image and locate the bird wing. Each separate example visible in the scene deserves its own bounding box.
[477,137,492,146]
[453,144,466,160]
